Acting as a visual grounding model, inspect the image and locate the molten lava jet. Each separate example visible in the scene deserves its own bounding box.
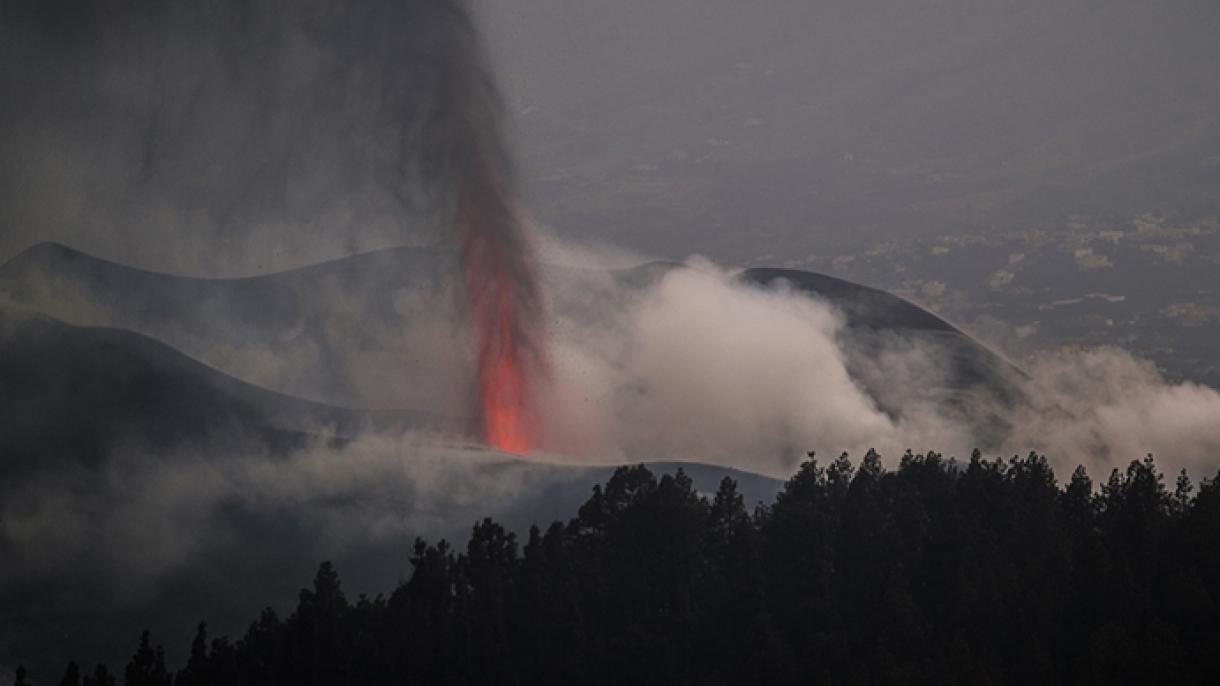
[459,186,545,454]
[442,7,547,454]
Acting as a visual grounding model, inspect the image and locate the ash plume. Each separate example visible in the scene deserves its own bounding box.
[0,0,472,274]
[0,0,550,449]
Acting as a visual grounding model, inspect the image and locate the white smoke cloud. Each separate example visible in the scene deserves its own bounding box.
[540,261,899,473]
[533,246,1220,480]
[1008,348,1220,478]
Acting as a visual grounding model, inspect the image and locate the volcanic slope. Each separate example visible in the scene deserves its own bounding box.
[0,306,438,476]
[0,241,455,410]
[0,242,1025,440]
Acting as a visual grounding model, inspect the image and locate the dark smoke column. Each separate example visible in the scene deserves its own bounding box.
[439,2,547,453]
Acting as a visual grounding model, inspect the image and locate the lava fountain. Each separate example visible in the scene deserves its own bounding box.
[459,184,545,453]
[438,2,548,453]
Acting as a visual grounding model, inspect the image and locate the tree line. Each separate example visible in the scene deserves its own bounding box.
[14,450,1220,685]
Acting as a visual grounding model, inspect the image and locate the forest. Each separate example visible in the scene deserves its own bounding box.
[13,450,1220,685]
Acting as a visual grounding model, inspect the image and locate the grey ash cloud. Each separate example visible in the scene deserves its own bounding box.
[0,0,484,275]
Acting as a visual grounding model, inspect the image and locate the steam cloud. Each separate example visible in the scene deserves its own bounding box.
[531,250,1220,479]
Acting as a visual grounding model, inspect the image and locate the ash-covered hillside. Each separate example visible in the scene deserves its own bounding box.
[0,242,1025,438]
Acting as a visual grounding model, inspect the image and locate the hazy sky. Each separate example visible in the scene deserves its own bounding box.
[484,0,1220,259]
[3,0,1219,273]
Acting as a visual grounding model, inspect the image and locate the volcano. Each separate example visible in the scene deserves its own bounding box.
[0,241,1025,676]
[0,241,1024,449]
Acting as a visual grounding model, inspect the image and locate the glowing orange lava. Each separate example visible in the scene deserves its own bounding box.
[460,189,543,454]
[472,278,534,452]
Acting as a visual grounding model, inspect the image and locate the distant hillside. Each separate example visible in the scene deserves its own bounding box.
[0,306,443,477]
[0,242,458,411]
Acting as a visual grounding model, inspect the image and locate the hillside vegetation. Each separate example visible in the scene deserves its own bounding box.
[21,451,1220,685]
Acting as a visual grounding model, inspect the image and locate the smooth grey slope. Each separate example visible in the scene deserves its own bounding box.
[0,306,437,478]
[0,243,1026,442]
[0,241,446,338]
[0,242,456,409]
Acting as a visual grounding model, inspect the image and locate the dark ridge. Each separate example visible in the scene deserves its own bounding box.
[0,307,443,477]
[605,259,687,289]
[739,267,959,333]
[741,266,1027,383]
[1,242,1027,444]
[0,240,447,336]
[0,241,457,408]
[0,240,448,285]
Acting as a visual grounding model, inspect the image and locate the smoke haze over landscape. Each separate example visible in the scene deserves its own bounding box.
[2,0,1220,678]
[0,0,1218,486]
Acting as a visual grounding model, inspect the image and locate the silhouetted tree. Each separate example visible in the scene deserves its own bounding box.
[173,623,210,686]
[32,453,1220,685]
[124,630,170,686]
[82,664,113,686]
[58,661,80,686]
